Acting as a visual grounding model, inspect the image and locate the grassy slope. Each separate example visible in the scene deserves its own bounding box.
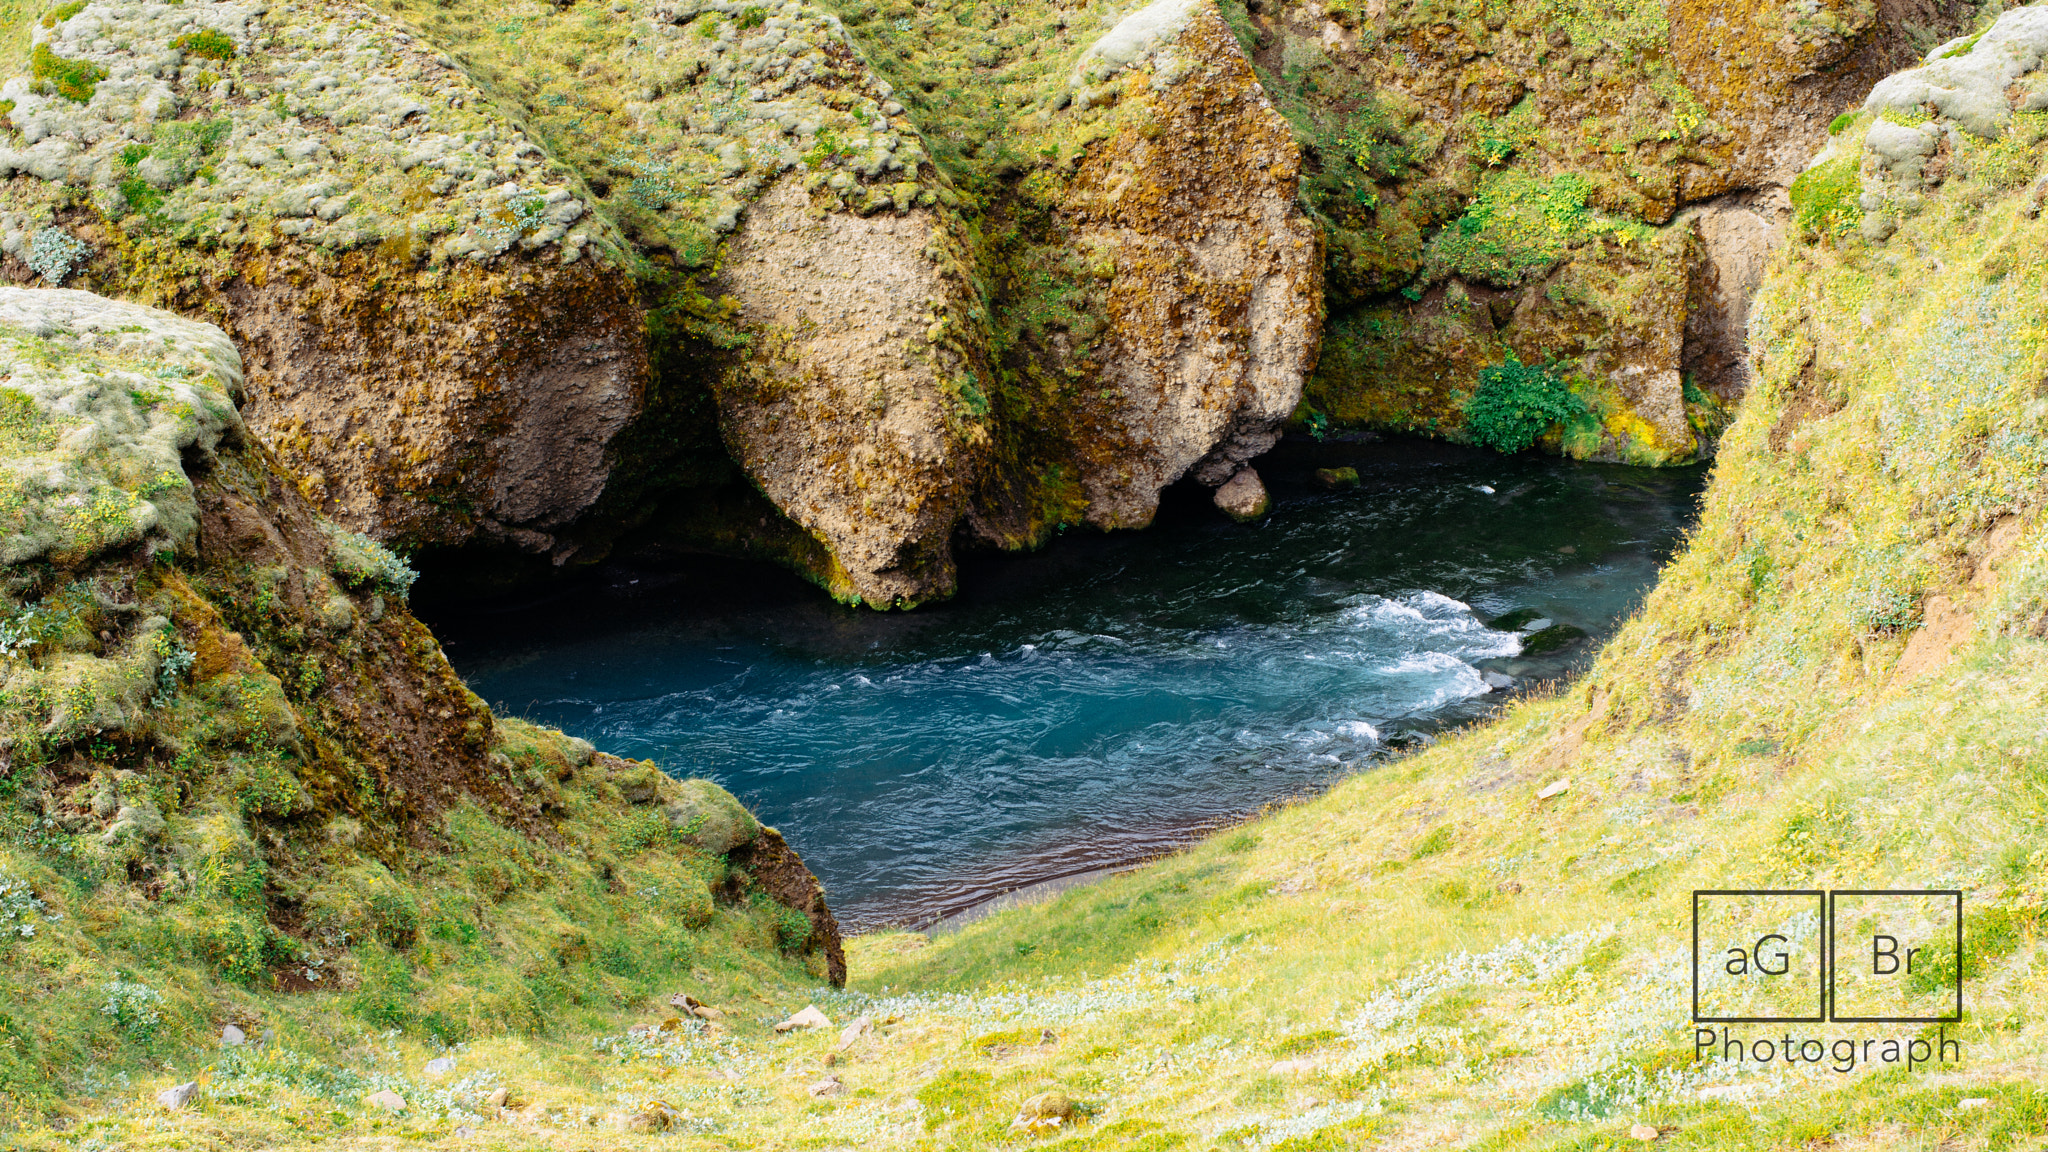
[0,298,841,1137]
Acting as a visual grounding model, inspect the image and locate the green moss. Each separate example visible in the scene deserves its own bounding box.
[37,0,83,28]
[1940,29,1985,58]
[30,41,104,103]
[171,28,236,60]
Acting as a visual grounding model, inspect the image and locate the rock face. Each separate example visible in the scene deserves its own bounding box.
[1047,0,1322,526]
[2,0,1320,606]
[715,178,987,607]
[28,0,1915,605]
[0,0,644,554]
[1263,0,1954,462]
[220,257,645,555]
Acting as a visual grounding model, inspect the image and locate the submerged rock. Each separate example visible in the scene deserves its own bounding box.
[1520,623,1588,655]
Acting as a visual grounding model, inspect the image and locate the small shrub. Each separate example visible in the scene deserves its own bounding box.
[172,29,237,60]
[0,875,57,941]
[319,521,418,601]
[772,903,812,951]
[25,228,90,285]
[1851,583,1921,634]
[98,980,165,1039]
[0,603,46,658]
[1462,357,1586,453]
[151,627,195,708]
[31,43,105,103]
[1828,112,1856,135]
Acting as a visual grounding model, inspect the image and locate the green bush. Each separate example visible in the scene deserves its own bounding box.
[1789,154,1862,237]
[97,980,165,1039]
[1462,357,1585,453]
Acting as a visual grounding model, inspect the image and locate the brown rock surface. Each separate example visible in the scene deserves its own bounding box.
[1051,2,1322,528]
[221,254,645,556]
[714,178,989,608]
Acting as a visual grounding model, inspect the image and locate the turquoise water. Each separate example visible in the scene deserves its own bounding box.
[433,439,1705,929]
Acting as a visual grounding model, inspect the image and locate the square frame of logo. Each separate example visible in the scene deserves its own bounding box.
[1692,889,1827,1024]
[1827,889,1964,1024]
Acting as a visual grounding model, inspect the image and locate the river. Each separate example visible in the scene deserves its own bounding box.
[430,437,1705,929]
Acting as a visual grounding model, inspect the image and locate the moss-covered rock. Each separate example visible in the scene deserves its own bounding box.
[1260,0,1950,461]
[0,287,842,1109]
[0,0,1329,607]
[0,0,650,559]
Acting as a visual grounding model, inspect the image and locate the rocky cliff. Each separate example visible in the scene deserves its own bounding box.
[3,0,1953,607]
[1273,0,1954,463]
[0,0,1325,607]
[0,287,840,1105]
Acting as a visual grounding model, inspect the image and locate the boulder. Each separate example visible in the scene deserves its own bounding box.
[1012,1090,1079,1132]
[835,1015,873,1050]
[362,1089,407,1112]
[659,776,763,856]
[156,1082,198,1110]
[774,1005,832,1032]
[1213,469,1272,523]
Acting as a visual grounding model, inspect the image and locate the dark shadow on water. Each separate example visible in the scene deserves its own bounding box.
[424,434,1707,930]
